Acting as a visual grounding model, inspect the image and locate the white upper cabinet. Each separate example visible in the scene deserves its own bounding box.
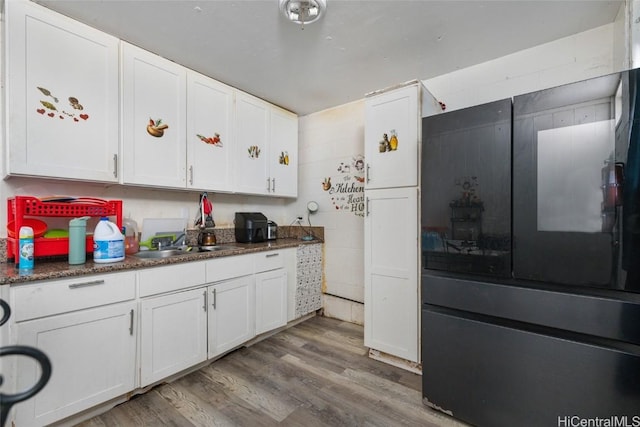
[121,42,187,188]
[187,71,234,192]
[364,84,420,189]
[269,106,298,197]
[234,92,270,194]
[234,92,298,197]
[6,4,297,196]
[364,82,441,190]
[5,0,120,182]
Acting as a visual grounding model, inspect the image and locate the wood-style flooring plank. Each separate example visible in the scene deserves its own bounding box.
[76,316,467,427]
[200,363,298,422]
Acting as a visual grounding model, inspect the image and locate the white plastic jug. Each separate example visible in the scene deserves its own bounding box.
[93,217,125,263]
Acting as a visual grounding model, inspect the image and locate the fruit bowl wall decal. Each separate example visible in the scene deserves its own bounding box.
[147,118,168,137]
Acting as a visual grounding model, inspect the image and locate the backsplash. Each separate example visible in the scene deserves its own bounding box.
[0,177,292,238]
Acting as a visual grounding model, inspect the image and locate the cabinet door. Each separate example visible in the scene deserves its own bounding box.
[122,42,187,188]
[364,187,419,362]
[269,107,298,197]
[364,85,419,189]
[6,0,119,182]
[140,288,208,387]
[187,71,234,192]
[208,276,255,358]
[14,302,137,426]
[255,269,288,335]
[234,92,269,195]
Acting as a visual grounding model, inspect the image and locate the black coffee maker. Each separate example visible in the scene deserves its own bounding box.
[234,213,267,243]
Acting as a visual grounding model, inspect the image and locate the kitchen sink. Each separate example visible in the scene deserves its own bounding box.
[132,245,239,259]
[132,249,190,259]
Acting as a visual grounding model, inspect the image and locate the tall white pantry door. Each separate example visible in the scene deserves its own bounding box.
[364,187,420,362]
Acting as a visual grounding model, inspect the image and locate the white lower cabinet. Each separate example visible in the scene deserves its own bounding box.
[139,288,208,387]
[14,301,137,427]
[6,248,306,425]
[208,275,255,358]
[255,269,288,335]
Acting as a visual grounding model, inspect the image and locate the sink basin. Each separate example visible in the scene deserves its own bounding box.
[132,249,191,259]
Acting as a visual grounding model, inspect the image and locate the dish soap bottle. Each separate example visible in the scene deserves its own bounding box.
[93,217,125,263]
[122,217,139,255]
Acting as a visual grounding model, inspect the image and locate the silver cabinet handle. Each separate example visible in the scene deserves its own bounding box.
[266,253,279,258]
[212,288,217,309]
[129,309,134,335]
[366,163,371,183]
[271,178,276,192]
[189,166,194,185]
[266,177,271,192]
[366,197,370,217]
[113,154,118,178]
[203,290,207,312]
[68,280,105,289]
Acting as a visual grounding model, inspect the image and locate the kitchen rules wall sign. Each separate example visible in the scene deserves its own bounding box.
[322,155,365,217]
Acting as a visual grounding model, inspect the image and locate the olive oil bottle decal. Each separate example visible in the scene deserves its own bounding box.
[389,129,398,150]
[378,130,398,152]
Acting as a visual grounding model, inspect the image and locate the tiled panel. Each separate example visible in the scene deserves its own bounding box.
[295,243,323,318]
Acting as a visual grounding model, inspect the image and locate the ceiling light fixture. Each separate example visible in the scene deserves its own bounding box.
[279,0,326,28]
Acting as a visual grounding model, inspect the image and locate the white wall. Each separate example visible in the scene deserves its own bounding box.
[423,23,622,112]
[291,100,365,304]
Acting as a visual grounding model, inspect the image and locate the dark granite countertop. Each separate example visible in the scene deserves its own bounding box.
[0,238,319,286]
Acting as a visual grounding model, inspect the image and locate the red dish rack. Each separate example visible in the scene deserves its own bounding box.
[6,196,122,264]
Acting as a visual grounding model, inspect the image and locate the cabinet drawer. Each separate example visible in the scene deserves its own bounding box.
[12,271,136,322]
[254,249,290,273]
[138,261,206,297]
[206,254,254,283]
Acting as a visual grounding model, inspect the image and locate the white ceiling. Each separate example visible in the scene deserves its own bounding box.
[35,0,624,116]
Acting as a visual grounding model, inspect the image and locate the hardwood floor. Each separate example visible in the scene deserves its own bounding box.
[77,316,467,427]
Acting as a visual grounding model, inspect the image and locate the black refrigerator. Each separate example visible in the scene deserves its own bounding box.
[421,70,640,427]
